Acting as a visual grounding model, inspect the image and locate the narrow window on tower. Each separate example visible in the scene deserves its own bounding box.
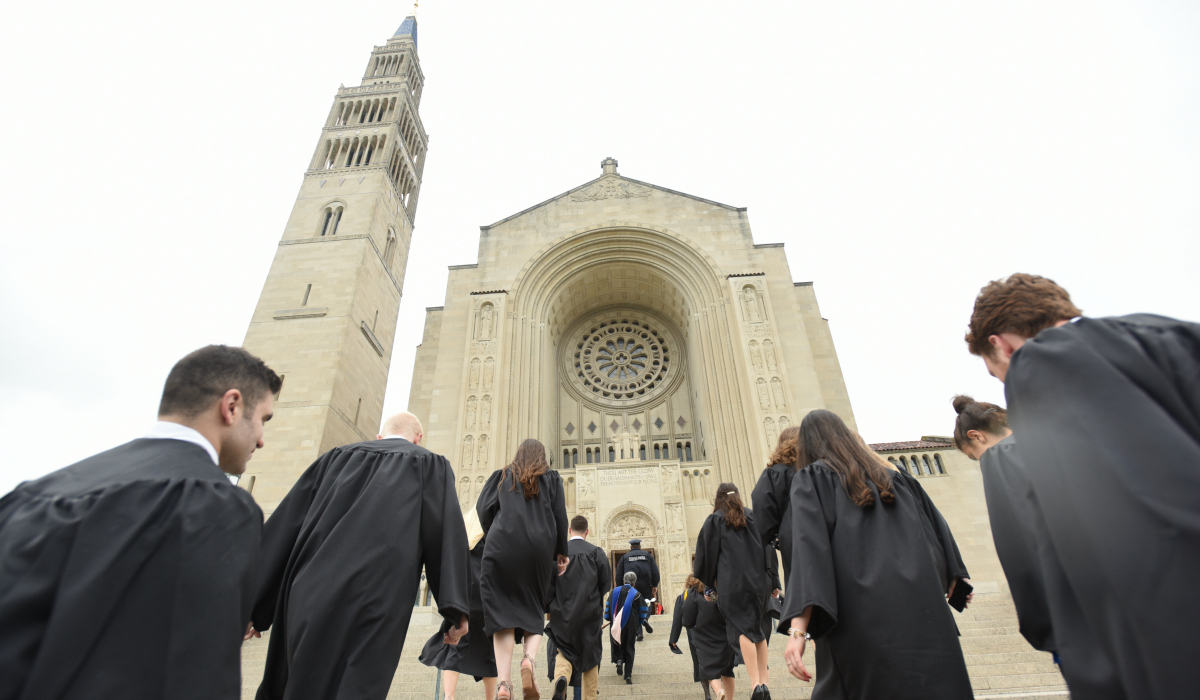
[301,284,312,306]
[354,398,362,426]
[320,209,333,236]
[384,229,396,265]
[330,207,343,235]
[372,310,379,332]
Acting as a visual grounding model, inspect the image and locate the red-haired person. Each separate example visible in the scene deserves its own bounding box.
[966,273,1200,700]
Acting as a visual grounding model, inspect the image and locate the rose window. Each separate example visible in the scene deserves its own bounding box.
[572,318,670,401]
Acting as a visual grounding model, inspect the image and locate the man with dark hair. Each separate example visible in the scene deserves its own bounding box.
[0,344,279,699]
[968,273,1200,700]
[546,515,611,700]
[247,411,471,700]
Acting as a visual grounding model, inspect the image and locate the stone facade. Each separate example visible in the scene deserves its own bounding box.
[409,157,857,609]
[241,18,426,514]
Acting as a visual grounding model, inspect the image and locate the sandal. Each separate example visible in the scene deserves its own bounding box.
[497,681,513,700]
[520,654,540,700]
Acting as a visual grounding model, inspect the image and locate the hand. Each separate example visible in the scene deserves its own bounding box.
[244,622,261,641]
[772,588,781,599]
[784,634,812,682]
[669,643,683,655]
[443,614,469,645]
[557,554,569,575]
[947,578,975,609]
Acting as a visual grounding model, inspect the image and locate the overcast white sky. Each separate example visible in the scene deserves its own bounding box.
[1,1,1196,494]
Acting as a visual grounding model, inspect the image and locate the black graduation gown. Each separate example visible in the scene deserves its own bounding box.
[670,591,701,682]
[250,438,470,700]
[419,539,498,680]
[680,590,737,681]
[615,548,660,607]
[1005,314,1200,700]
[693,509,772,646]
[0,438,261,700]
[546,537,612,674]
[779,462,972,700]
[752,462,796,581]
[605,585,642,672]
[979,436,1056,652]
[478,469,570,637]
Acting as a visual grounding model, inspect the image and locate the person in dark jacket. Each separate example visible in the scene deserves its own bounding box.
[478,439,570,700]
[673,575,733,700]
[604,572,649,684]
[546,515,611,700]
[751,426,802,585]
[419,537,498,700]
[615,539,660,627]
[694,484,773,700]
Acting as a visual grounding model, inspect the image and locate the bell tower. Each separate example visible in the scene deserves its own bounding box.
[242,15,429,513]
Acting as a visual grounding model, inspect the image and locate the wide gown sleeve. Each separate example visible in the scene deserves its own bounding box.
[669,595,685,644]
[251,452,328,630]
[681,594,699,629]
[596,547,613,600]
[551,474,569,558]
[692,515,721,590]
[421,453,471,628]
[902,470,969,588]
[779,466,839,638]
[476,470,502,536]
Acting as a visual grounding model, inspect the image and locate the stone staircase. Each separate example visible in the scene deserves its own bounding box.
[241,593,1068,699]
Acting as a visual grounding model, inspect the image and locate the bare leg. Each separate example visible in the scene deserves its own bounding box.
[738,635,761,687]
[721,676,735,699]
[520,632,543,698]
[709,679,723,699]
[522,631,543,666]
[754,640,769,687]
[484,677,498,700]
[444,671,460,700]
[494,629,516,695]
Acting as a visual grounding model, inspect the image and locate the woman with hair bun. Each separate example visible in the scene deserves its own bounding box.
[952,396,1062,663]
[780,409,972,699]
[478,439,570,700]
[693,483,773,700]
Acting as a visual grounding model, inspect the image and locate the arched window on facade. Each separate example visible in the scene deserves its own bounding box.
[585,448,592,464]
[934,454,945,474]
[922,455,933,474]
[319,205,343,236]
[608,446,615,462]
[898,456,909,472]
[653,444,661,459]
[676,442,683,460]
[913,455,925,475]
[640,444,647,461]
[571,449,578,467]
[685,442,693,462]
[563,449,570,466]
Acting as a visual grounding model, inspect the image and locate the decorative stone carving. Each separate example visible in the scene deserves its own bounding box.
[569,179,652,202]
[458,476,471,510]
[661,464,681,502]
[608,512,653,540]
[749,340,764,374]
[610,427,639,462]
[757,377,771,410]
[765,417,777,446]
[665,502,684,533]
[462,435,474,469]
[469,358,481,391]
[466,396,477,429]
[771,377,787,408]
[742,285,764,324]
[483,358,494,391]
[477,434,489,468]
[481,395,492,427]
[477,303,494,341]
[474,475,485,503]
[578,507,596,540]
[671,541,686,573]
[779,415,790,431]
[577,470,595,499]
[763,340,778,372]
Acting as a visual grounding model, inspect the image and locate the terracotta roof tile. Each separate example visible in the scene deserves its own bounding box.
[870,440,955,452]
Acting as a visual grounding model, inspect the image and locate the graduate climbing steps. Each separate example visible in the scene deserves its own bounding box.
[240,592,1068,699]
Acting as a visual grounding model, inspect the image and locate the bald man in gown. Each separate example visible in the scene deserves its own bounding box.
[248,412,471,700]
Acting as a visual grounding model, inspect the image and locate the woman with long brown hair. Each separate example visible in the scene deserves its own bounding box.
[694,483,773,700]
[478,439,570,700]
[780,410,972,699]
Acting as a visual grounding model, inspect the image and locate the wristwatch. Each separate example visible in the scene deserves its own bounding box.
[788,628,811,640]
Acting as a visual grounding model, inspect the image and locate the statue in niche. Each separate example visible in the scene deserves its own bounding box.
[757,377,771,410]
[480,395,492,427]
[477,434,489,468]
[743,286,763,324]
[474,475,485,503]
[465,396,477,429]
[665,502,683,532]
[577,471,595,499]
[765,417,777,446]
[771,377,787,408]
[478,304,494,341]
[763,340,778,372]
[749,341,764,374]
[610,427,638,462]
[458,476,471,510]
[672,542,685,572]
[469,358,481,391]
[462,435,474,469]
[779,415,790,431]
[661,464,680,501]
[579,508,596,539]
[483,358,494,391]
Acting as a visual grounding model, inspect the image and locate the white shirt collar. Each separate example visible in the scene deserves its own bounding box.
[380,435,411,442]
[144,421,220,466]
[569,535,585,541]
